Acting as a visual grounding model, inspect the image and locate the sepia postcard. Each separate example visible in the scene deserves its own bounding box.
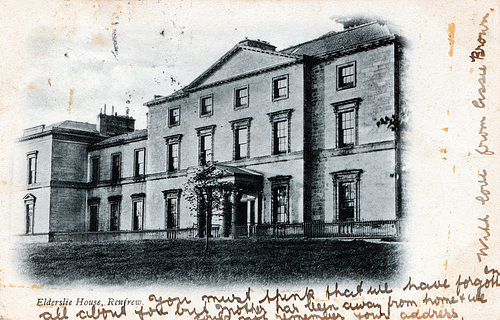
[0,0,499,319]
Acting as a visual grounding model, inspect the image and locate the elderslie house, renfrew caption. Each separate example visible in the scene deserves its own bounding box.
[16,20,406,242]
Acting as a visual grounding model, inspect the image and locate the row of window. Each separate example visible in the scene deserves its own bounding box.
[23,168,361,234]
[166,110,293,173]
[167,62,356,125]
[87,191,180,232]
[88,115,286,182]
[165,99,360,173]
[28,100,358,185]
[85,168,361,233]
[89,148,145,183]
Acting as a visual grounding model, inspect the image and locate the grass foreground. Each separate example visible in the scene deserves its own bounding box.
[19,238,403,286]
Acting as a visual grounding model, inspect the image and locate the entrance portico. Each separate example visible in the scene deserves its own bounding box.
[216,165,263,238]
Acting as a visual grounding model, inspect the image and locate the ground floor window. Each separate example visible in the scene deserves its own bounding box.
[269,175,291,224]
[89,204,99,231]
[25,204,33,233]
[23,194,36,234]
[331,170,362,221]
[163,189,181,229]
[108,195,121,231]
[110,202,120,231]
[87,197,100,232]
[132,201,143,230]
[131,193,146,231]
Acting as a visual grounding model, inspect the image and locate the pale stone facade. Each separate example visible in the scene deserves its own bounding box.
[17,22,404,241]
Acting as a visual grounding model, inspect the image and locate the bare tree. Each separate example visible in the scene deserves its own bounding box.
[183,163,234,251]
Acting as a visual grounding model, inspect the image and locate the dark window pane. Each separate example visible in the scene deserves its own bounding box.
[201,97,213,115]
[133,201,143,230]
[111,154,121,181]
[235,88,248,108]
[25,204,33,233]
[339,64,355,88]
[273,76,288,99]
[169,108,180,125]
[200,134,212,165]
[91,158,99,182]
[272,186,288,224]
[235,127,248,159]
[135,150,145,176]
[166,198,178,228]
[339,181,355,221]
[110,203,119,231]
[89,205,98,231]
[339,110,355,146]
[28,156,36,184]
[168,143,179,172]
[274,120,288,154]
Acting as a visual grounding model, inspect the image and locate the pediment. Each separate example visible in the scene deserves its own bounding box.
[189,47,298,88]
[23,193,36,202]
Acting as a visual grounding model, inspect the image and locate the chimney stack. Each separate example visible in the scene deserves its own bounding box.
[238,39,276,51]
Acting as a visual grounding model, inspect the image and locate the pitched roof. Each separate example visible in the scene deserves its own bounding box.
[145,22,395,106]
[90,129,148,149]
[184,44,301,90]
[280,22,394,57]
[45,120,98,133]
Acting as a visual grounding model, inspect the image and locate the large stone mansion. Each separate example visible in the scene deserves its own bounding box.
[17,21,404,242]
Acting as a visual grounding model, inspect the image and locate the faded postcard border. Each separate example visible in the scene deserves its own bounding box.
[0,0,499,319]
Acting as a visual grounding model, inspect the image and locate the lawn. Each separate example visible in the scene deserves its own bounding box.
[19,238,404,286]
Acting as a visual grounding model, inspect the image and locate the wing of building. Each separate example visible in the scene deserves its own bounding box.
[17,21,404,242]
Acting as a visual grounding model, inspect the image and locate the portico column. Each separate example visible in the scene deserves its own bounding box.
[257,191,263,225]
[231,190,241,238]
[222,193,231,237]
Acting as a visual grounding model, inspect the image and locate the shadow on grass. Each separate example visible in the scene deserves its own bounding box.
[19,238,404,286]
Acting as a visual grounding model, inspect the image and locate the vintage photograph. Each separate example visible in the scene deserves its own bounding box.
[14,14,406,285]
[1,0,499,319]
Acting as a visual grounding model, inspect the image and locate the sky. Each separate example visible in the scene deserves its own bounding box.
[0,0,444,134]
[1,0,364,131]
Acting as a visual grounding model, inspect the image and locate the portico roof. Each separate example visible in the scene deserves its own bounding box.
[216,164,262,177]
[216,164,263,192]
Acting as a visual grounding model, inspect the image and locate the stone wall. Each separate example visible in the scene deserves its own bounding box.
[305,43,398,222]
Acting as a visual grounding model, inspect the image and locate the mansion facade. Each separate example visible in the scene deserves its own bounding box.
[17,21,404,242]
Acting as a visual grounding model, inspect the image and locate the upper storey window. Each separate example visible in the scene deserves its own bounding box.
[337,62,356,90]
[196,125,216,166]
[27,151,38,185]
[234,86,249,109]
[272,75,289,101]
[168,106,180,127]
[339,110,355,147]
[267,109,293,155]
[165,134,182,173]
[230,117,252,160]
[90,157,100,182]
[111,153,121,182]
[134,148,145,177]
[332,98,361,148]
[200,95,213,117]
